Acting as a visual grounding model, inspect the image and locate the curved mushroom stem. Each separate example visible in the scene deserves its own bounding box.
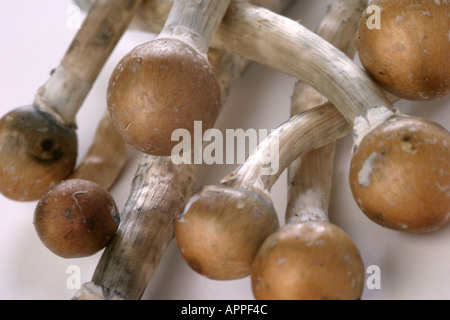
[35,0,143,128]
[221,102,352,193]
[286,0,366,224]
[174,0,370,281]
[216,1,392,124]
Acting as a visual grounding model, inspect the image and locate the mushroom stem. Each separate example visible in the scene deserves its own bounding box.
[35,0,142,128]
[286,0,366,224]
[157,0,232,57]
[215,1,392,124]
[91,155,197,300]
[221,102,352,193]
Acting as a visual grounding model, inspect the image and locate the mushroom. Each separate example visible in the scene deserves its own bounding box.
[349,115,450,233]
[252,223,364,300]
[252,0,366,300]
[175,2,450,280]
[0,0,142,201]
[107,0,231,156]
[357,0,450,101]
[34,179,119,259]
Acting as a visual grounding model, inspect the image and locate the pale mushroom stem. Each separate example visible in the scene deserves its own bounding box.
[216,1,393,124]
[286,0,366,224]
[158,0,232,57]
[222,94,400,195]
[34,0,142,127]
[91,155,197,300]
[222,101,351,192]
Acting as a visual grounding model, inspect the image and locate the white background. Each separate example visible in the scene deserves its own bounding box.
[0,0,449,300]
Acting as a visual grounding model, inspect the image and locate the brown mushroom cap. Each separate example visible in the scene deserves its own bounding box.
[107,38,221,156]
[34,179,119,258]
[0,105,77,201]
[357,0,450,101]
[174,184,279,280]
[251,222,365,300]
[350,114,450,233]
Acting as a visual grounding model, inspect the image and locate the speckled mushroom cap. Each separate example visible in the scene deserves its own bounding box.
[34,179,119,258]
[350,114,450,233]
[357,0,450,101]
[107,38,221,156]
[251,221,365,300]
[0,105,77,201]
[175,184,279,280]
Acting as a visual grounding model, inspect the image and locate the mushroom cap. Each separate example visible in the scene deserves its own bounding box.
[107,38,221,156]
[0,105,77,201]
[251,221,365,300]
[34,179,119,258]
[350,114,450,233]
[174,184,279,280]
[357,0,450,101]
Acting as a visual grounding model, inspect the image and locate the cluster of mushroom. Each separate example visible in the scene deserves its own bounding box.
[0,0,448,300]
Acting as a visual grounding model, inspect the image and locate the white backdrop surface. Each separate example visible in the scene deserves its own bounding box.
[0,0,449,300]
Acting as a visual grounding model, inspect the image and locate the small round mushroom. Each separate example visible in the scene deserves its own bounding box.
[357,0,450,101]
[34,179,120,258]
[350,114,450,233]
[107,0,230,156]
[175,184,279,280]
[252,222,364,300]
[107,39,221,156]
[0,105,77,201]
